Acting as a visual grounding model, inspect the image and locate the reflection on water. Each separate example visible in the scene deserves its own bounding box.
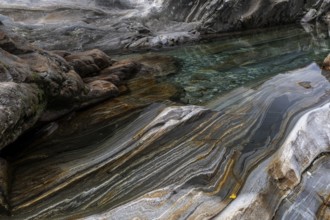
[135,25,329,104]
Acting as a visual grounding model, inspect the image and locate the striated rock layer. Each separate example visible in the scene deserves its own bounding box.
[2,62,329,219]
[0,0,329,51]
[0,25,177,151]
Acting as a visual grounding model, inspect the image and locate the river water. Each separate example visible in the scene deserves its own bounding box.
[117,25,330,105]
[1,8,330,219]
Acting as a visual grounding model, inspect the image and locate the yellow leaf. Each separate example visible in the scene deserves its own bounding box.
[229,194,237,199]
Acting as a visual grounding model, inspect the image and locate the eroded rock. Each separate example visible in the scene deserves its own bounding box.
[63,49,115,77]
[127,55,180,77]
[323,54,330,71]
[0,26,149,150]
[0,0,327,51]
[100,60,142,80]
[3,63,330,219]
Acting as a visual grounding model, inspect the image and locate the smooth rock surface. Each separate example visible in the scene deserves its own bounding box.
[323,53,330,70]
[0,26,159,150]
[0,2,329,219]
[2,63,330,219]
[301,0,330,22]
[0,0,329,51]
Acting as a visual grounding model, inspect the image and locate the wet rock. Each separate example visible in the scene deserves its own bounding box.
[0,82,45,151]
[163,0,306,32]
[298,81,312,89]
[0,158,9,214]
[2,62,330,219]
[86,80,119,98]
[0,27,148,150]
[100,60,141,80]
[302,0,330,23]
[0,30,33,55]
[64,49,115,78]
[0,0,324,51]
[28,75,180,138]
[301,9,318,23]
[83,74,121,86]
[323,54,330,71]
[128,55,180,77]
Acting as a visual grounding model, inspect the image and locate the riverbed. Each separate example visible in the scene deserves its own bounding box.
[2,23,330,219]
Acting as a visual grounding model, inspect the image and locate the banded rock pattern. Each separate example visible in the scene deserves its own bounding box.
[4,63,330,219]
[0,25,170,151]
[0,0,329,51]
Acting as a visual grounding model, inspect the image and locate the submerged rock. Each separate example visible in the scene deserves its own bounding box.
[298,81,312,89]
[126,54,180,77]
[0,26,155,150]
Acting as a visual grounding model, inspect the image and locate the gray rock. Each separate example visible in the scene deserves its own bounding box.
[0,26,146,150]
[0,0,327,51]
[302,0,330,22]
[302,8,318,23]
[0,158,9,214]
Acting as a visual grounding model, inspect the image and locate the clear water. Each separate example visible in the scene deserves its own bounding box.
[120,25,329,105]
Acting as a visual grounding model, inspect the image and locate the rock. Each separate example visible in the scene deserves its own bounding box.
[0,82,45,150]
[64,49,115,78]
[79,59,148,86]
[128,55,180,77]
[100,60,142,80]
[298,81,312,89]
[0,158,9,214]
[0,30,33,55]
[163,0,305,32]
[323,54,330,71]
[83,74,121,86]
[316,0,330,19]
[0,0,325,51]
[301,8,318,23]
[2,62,330,219]
[0,27,147,150]
[50,50,72,58]
[302,0,330,23]
[86,80,119,99]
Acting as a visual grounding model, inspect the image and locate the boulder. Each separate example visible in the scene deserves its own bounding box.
[323,54,330,71]
[0,26,144,150]
[100,60,141,80]
[64,49,115,78]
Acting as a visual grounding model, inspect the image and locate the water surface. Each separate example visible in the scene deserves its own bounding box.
[117,25,329,105]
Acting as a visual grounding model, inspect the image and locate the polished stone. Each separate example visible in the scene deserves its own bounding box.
[3,62,330,219]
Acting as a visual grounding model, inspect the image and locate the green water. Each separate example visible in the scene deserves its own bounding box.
[122,25,330,105]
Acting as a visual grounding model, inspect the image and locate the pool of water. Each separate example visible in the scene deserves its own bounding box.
[117,25,329,105]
